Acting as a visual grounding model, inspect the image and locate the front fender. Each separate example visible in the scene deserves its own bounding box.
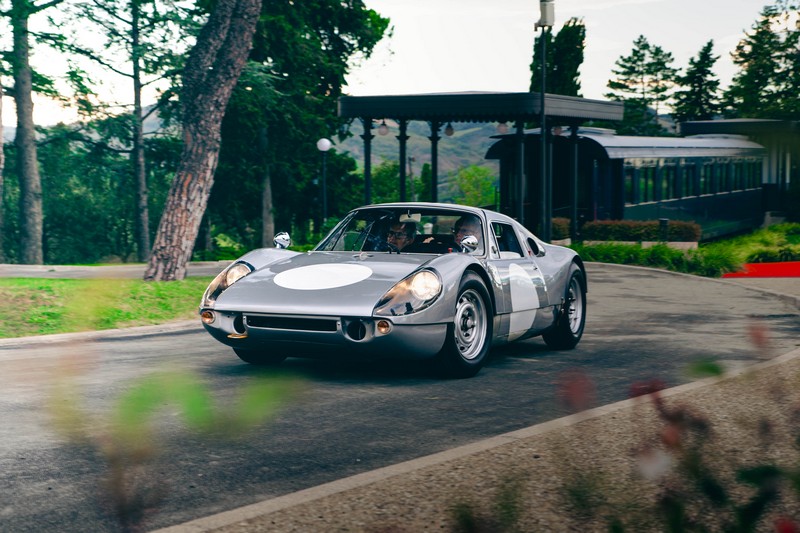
[390,254,492,326]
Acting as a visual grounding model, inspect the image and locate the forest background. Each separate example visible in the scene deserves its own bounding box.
[0,0,798,272]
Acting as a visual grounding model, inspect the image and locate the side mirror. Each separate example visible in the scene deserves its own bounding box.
[273,232,291,249]
[459,235,479,253]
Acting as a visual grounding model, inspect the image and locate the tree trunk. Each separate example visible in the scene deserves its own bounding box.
[0,84,5,263]
[259,126,274,247]
[12,0,44,265]
[131,2,150,263]
[143,0,260,281]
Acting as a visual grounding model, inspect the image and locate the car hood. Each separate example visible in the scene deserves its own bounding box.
[213,251,436,316]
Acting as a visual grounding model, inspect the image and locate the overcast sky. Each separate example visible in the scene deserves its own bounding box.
[0,0,773,127]
[346,0,768,100]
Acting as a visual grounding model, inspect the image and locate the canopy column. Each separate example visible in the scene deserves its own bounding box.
[361,117,373,204]
[428,121,441,203]
[397,119,409,201]
[514,119,525,226]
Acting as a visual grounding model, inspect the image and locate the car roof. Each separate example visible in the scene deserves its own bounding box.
[353,202,501,221]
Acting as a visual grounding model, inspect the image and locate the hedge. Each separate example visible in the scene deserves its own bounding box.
[552,218,571,240]
[580,220,701,242]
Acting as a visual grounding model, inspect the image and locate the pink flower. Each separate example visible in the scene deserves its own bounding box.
[774,517,799,533]
[557,368,596,413]
[629,379,666,399]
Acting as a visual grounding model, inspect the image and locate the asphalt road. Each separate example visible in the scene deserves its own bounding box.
[1,263,798,532]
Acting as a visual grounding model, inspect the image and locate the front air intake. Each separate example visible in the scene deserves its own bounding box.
[346,320,368,341]
[246,315,337,332]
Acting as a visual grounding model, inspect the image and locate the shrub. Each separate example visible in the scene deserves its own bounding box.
[581,220,701,242]
[687,247,740,277]
[571,243,648,265]
[645,244,690,272]
[552,218,571,240]
[746,246,800,263]
[571,242,740,277]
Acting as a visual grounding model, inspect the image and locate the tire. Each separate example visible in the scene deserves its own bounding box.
[233,348,287,366]
[542,263,586,350]
[436,272,493,378]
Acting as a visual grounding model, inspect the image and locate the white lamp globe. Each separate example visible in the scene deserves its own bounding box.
[316,138,332,152]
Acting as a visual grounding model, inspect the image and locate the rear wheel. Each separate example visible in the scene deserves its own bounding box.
[436,272,493,378]
[233,348,287,366]
[542,263,586,350]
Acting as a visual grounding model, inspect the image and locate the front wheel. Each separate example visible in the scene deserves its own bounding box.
[233,348,287,366]
[542,263,586,350]
[435,272,493,378]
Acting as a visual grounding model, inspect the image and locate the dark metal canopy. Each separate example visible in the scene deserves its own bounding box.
[338,91,624,123]
[337,91,624,240]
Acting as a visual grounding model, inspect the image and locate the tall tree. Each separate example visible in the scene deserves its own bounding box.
[0,82,4,263]
[530,17,585,96]
[65,0,200,261]
[209,0,389,248]
[724,1,800,119]
[144,0,261,281]
[672,40,720,123]
[5,0,65,264]
[605,35,677,135]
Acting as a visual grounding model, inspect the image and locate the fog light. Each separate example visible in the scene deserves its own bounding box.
[376,320,391,335]
[200,310,215,324]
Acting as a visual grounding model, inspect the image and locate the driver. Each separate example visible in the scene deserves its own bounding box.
[386,221,416,251]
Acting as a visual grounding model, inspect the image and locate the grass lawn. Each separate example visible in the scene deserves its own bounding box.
[0,277,213,339]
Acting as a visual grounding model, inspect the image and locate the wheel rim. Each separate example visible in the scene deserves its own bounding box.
[566,276,584,334]
[454,288,488,360]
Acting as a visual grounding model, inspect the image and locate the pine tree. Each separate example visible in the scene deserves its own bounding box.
[672,40,720,123]
[723,5,783,118]
[605,35,677,135]
[530,17,585,97]
[770,0,800,119]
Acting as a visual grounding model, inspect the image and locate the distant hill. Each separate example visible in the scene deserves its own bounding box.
[3,117,503,181]
[336,120,501,178]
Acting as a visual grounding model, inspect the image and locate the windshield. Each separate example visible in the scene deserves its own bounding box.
[315,207,485,255]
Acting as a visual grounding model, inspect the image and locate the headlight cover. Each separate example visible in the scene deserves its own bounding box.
[374,270,442,317]
[201,261,254,308]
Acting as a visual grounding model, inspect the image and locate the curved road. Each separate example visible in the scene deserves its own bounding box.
[1,263,798,532]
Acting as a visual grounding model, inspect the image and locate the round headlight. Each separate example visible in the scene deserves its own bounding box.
[409,271,441,300]
[225,263,252,286]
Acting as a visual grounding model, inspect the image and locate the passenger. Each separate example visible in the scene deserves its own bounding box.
[451,215,482,247]
[386,221,416,251]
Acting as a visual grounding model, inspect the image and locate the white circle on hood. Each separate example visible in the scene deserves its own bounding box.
[274,264,373,290]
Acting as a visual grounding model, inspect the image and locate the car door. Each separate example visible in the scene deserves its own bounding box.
[488,221,548,341]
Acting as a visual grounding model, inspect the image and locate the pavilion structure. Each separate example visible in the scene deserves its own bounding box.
[338,91,623,239]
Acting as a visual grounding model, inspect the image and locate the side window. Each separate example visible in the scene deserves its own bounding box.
[526,237,541,256]
[491,223,523,259]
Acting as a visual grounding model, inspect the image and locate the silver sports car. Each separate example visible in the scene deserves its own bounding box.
[200,203,586,378]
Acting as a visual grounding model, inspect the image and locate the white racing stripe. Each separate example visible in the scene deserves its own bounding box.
[274,264,373,290]
[508,263,539,341]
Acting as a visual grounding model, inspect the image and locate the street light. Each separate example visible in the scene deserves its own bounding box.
[316,138,332,221]
[536,0,554,241]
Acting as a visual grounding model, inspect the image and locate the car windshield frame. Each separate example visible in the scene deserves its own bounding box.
[314,206,486,256]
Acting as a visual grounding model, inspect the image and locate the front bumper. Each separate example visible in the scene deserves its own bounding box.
[200,309,447,359]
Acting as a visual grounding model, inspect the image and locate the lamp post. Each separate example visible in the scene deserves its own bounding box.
[316,138,332,221]
[536,0,554,241]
